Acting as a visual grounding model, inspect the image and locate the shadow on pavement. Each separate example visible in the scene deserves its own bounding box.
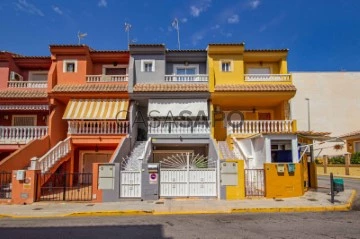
[0,224,171,239]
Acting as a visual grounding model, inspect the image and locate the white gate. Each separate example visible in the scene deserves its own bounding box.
[120,157,142,198]
[160,153,217,197]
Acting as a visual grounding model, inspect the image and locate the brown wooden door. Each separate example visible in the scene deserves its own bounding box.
[258,113,271,120]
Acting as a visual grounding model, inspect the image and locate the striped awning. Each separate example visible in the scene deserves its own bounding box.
[63,99,129,120]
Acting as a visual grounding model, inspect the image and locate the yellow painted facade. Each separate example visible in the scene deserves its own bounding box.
[225,160,245,200]
[264,163,304,198]
[207,44,296,141]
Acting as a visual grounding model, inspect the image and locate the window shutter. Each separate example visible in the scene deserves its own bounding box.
[151,60,155,72]
[140,60,144,72]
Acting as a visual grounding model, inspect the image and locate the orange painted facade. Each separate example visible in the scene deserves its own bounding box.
[0,52,51,165]
[44,45,130,176]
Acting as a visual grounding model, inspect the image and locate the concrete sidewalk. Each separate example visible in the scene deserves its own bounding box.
[0,189,356,218]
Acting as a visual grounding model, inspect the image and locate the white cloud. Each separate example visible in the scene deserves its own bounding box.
[227,14,239,24]
[15,0,44,16]
[249,0,260,9]
[190,6,201,17]
[52,6,63,15]
[98,0,107,7]
[190,0,211,17]
[181,18,188,23]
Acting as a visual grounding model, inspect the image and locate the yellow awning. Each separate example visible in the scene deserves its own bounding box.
[63,99,129,120]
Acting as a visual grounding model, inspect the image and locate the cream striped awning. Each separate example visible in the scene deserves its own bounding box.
[63,99,129,120]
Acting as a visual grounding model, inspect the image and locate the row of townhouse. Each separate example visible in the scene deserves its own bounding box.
[0,43,322,204]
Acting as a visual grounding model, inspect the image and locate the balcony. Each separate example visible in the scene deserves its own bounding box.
[164,74,208,82]
[244,74,291,82]
[8,81,48,88]
[67,121,129,135]
[148,120,210,135]
[0,126,48,144]
[86,75,128,83]
[227,120,295,135]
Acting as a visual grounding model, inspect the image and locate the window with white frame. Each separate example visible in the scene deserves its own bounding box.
[141,60,155,72]
[63,60,77,73]
[102,65,127,75]
[174,64,199,75]
[29,71,48,81]
[12,115,37,126]
[221,60,232,72]
[247,67,271,74]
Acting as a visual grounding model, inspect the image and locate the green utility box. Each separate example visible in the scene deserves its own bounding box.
[333,178,344,192]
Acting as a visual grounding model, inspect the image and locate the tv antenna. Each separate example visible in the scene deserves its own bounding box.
[124,22,132,49]
[77,31,88,45]
[172,18,180,50]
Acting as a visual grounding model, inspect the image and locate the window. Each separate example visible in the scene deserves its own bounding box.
[144,62,153,72]
[271,140,293,163]
[173,64,199,81]
[12,115,37,126]
[247,67,271,74]
[29,71,48,81]
[174,65,198,75]
[141,60,155,72]
[102,65,127,75]
[220,60,232,72]
[63,60,77,73]
[354,142,360,153]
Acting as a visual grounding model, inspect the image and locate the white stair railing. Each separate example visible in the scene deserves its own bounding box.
[140,137,152,162]
[33,137,71,173]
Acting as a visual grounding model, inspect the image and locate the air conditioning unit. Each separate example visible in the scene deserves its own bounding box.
[10,71,23,81]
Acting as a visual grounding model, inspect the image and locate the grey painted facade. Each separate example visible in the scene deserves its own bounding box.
[128,44,166,93]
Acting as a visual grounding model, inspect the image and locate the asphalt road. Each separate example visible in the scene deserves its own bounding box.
[0,176,358,239]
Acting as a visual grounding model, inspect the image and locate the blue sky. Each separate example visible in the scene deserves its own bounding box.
[0,0,359,71]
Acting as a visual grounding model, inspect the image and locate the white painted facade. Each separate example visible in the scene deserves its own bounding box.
[291,72,360,155]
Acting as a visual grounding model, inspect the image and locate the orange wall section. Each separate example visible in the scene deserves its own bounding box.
[56,55,88,85]
[0,136,51,172]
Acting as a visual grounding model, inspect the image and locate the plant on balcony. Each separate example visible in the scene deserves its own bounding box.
[328,155,345,164]
[351,152,360,164]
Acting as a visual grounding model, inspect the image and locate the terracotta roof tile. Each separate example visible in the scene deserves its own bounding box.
[296,131,331,136]
[166,49,206,52]
[0,89,47,99]
[129,44,165,47]
[52,84,128,93]
[133,83,208,92]
[339,130,360,139]
[208,43,245,46]
[13,56,50,59]
[215,84,296,92]
[245,49,289,52]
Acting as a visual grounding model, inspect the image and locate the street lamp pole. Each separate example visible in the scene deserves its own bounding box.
[305,98,310,131]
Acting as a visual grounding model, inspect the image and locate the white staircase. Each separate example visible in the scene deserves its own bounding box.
[128,141,147,161]
[218,141,236,159]
[30,137,71,173]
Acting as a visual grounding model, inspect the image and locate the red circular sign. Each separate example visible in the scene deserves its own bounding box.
[150,173,157,180]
